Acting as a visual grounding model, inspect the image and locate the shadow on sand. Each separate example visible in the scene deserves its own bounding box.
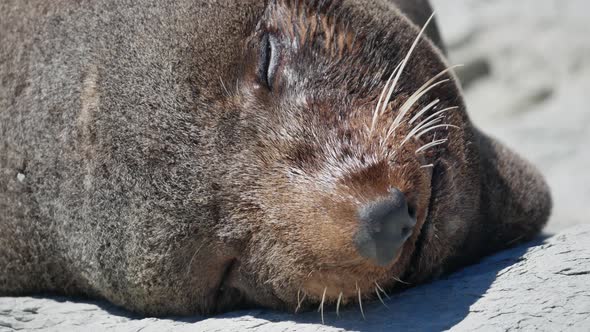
[216,237,546,331]
[32,237,546,331]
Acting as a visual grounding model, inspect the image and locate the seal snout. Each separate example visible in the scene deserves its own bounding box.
[354,188,417,267]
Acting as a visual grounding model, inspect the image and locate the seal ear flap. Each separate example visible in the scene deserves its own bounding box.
[475,129,552,252]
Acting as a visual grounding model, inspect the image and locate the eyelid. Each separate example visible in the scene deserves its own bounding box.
[257,32,279,90]
[266,35,279,88]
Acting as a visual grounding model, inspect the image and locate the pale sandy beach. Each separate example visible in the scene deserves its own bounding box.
[431,0,590,233]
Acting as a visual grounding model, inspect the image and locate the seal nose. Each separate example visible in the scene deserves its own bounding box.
[354,188,417,266]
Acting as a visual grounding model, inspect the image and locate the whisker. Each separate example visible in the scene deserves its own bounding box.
[415,124,460,139]
[295,291,307,313]
[416,139,448,153]
[388,79,449,140]
[318,287,327,324]
[401,117,444,146]
[409,99,440,125]
[401,106,457,146]
[370,62,403,134]
[406,64,463,108]
[401,64,464,121]
[375,282,391,299]
[356,282,366,320]
[404,106,458,143]
[185,242,206,278]
[419,106,458,123]
[413,106,458,126]
[375,286,389,308]
[380,12,437,118]
[393,276,411,285]
[336,292,343,317]
[386,63,463,141]
[219,76,230,96]
[410,114,445,136]
[420,164,435,169]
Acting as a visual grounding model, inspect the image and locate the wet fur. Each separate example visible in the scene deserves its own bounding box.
[0,0,551,316]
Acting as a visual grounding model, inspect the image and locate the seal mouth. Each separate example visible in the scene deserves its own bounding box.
[216,259,237,295]
[212,259,287,313]
[404,161,442,279]
[318,257,365,269]
[212,259,247,313]
[422,162,438,229]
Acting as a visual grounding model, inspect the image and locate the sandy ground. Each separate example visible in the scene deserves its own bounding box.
[430,0,590,233]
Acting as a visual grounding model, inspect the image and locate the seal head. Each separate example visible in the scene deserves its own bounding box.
[212,0,550,313]
[213,0,467,311]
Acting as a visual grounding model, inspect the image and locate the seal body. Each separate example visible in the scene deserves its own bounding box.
[0,0,551,316]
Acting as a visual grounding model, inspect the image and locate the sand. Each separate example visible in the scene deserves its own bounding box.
[431,0,590,233]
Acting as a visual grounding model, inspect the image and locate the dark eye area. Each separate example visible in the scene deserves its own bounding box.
[257,33,279,90]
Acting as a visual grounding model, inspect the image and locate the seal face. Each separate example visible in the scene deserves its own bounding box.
[0,0,551,316]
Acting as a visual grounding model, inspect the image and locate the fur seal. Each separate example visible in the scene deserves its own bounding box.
[0,0,551,316]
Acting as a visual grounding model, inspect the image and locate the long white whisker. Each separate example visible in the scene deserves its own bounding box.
[336,292,343,317]
[356,282,366,320]
[410,110,448,134]
[416,124,460,139]
[388,79,450,140]
[375,286,389,308]
[296,291,307,313]
[318,287,327,324]
[416,139,448,153]
[412,106,458,126]
[387,63,463,140]
[409,99,440,125]
[379,12,437,117]
[400,64,464,123]
[402,107,459,145]
[403,112,448,144]
[370,62,403,133]
[393,276,411,285]
[375,282,391,299]
[385,116,438,148]
[406,64,463,108]
[400,117,444,147]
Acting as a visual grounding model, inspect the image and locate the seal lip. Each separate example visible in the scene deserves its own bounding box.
[212,258,240,311]
[403,161,440,281]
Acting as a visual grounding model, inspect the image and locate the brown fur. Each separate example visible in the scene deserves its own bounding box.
[0,0,551,316]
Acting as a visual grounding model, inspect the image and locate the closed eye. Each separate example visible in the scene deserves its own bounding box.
[257,33,279,90]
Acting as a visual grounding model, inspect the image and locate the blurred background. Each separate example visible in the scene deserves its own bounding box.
[431,0,590,233]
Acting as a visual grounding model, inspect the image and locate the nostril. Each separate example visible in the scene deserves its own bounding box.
[407,204,417,219]
[401,225,412,237]
[401,224,415,240]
